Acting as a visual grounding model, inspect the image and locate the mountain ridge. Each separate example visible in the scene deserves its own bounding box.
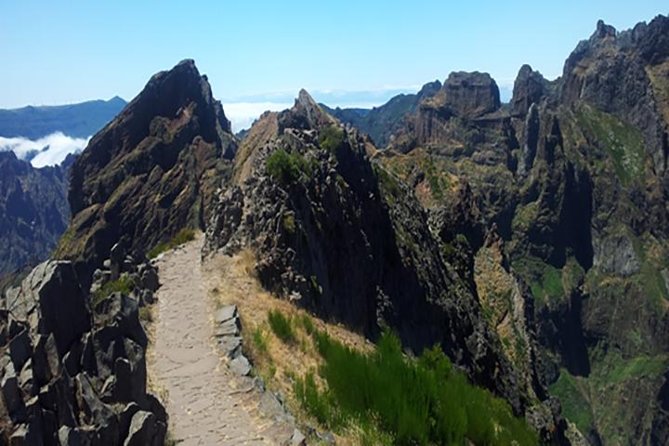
[0,97,127,140]
[2,13,669,446]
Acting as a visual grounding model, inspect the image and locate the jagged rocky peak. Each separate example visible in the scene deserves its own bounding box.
[278,88,337,131]
[632,14,669,64]
[592,18,617,41]
[511,64,549,117]
[439,71,501,117]
[417,79,442,98]
[561,15,669,173]
[58,59,236,276]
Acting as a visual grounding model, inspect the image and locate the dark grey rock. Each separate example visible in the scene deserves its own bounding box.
[139,268,159,292]
[9,329,32,371]
[6,261,91,357]
[18,359,36,397]
[119,402,141,442]
[32,334,60,385]
[123,410,165,446]
[2,363,26,422]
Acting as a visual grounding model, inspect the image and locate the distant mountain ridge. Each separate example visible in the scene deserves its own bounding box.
[0,151,70,275]
[322,80,441,147]
[0,96,127,139]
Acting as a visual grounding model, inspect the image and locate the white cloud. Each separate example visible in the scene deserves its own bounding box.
[0,132,89,168]
[224,102,293,132]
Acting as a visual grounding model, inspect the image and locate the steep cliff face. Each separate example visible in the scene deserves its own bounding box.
[561,17,669,174]
[351,15,669,445]
[0,152,70,275]
[57,60,236,276]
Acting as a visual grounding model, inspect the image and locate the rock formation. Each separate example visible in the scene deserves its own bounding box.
[0,246,165,445]
[204,89,573,443]
[57,59,237,279]
[322,14,669,445]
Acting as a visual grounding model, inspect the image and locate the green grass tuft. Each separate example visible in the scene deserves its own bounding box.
[147,228,196,259]
[92,274,136,307]
[267,309,296,344]
[252,327,268,354]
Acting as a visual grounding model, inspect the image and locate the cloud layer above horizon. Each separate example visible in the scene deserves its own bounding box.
[0,132,89,168]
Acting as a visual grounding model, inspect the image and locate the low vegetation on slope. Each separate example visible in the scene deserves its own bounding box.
[147,228,196,259]
[265,309,537,445]
[299,327,537,445]
[214,251,538,445]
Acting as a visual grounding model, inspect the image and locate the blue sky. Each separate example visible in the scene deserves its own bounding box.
[1,1,667,129]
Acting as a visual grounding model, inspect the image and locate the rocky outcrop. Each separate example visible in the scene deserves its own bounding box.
[440,71,501,118]
[206,90,532,417]
[57,59,236,279]
[329,15,669,445]
[561,17,669,174]
[0,248,164,445]
[0,152,70,276]
[511,65,551,118]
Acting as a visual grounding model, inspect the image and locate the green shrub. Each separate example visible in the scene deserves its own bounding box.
[266,149,313,184]
[301,329,538,445]
[267,309,295,343]
[300,314,315,335]
[92,274,136,307]
[294,370,343,428]
[147,228,196,259]
[319,125,346,153]
[252,327,268,354]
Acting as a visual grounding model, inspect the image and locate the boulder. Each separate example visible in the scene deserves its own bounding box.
[8,329,32,371]
[74,373,119,445]
[139,268,159,293]
[32,334,60,385]
[230,354,252,376]
[123,410,165,446]
[6,261,90,356]
[2,363,26,422]
[218,335,242,359]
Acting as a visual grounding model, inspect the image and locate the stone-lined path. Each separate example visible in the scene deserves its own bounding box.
[148,235,291,445]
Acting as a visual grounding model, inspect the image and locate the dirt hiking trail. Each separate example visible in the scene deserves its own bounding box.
[147,235,292,445]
